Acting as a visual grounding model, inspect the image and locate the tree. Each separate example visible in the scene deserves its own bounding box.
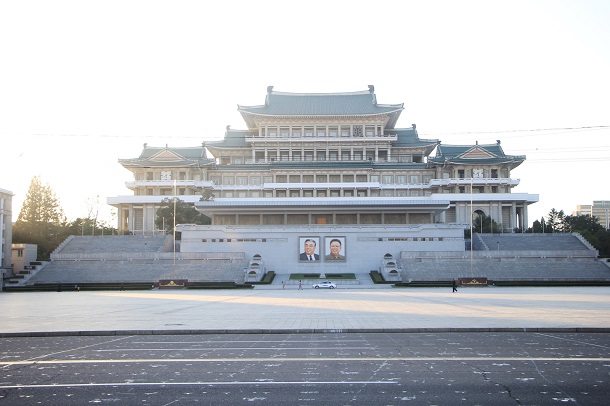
[472,213,501,233]
[13,176,68,260]
[155,198,211,235]
[562,214,604,234]
[546,208,565,233]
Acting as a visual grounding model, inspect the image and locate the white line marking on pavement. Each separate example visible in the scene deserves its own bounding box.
[1,357,610,366]
[0,381,398,389]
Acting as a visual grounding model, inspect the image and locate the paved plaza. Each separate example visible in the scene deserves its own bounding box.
[2,286,610,336]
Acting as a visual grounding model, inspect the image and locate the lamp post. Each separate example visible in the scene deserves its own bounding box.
[173,180,177,278]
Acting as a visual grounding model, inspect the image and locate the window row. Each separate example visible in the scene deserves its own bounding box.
[260,124,384,138]
[209,173,435,186]
[215,189,432,198]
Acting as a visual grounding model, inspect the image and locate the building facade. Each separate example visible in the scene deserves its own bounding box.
[108,86,538,272]
[0,188,14,277]
[109,86,537,234]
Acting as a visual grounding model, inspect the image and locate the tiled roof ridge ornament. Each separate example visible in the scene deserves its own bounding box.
[368,85,376,106]
[265,85,273,106]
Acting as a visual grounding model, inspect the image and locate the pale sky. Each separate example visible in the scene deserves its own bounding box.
[1,0,609,226]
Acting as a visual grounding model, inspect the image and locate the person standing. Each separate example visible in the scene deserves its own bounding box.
[452,279,458,292]
[298,280,302,290]
[282,281,286,289]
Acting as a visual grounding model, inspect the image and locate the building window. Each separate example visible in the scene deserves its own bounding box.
[237,176,248,186]
[396,175,406,184]
[353,126,363,136]
[251,176,261,186]
[382,175,393,184]
[370,175,380,183]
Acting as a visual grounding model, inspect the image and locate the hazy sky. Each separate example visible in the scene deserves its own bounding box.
[1,0,609,225]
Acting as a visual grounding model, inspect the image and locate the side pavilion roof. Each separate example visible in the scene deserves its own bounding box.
[119,145,215,168]
[428,143,525,167]
[238,86,404,129]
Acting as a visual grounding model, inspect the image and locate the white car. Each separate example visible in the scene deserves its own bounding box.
[313,280,336,289]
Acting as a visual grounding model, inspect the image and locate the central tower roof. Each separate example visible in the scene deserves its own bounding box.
[237,85,404,129]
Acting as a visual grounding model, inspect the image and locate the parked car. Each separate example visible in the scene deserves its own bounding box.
[313,280,336,289]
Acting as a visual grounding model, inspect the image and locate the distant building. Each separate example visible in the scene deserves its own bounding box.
[11,244,37,275]
[0,188,14,277]
[574,201,610,229]
[574,204,593,217]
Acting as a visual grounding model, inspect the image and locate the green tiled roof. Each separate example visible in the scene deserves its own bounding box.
[238,87,404,128]
[429,143,525,166]
[207,128,437,151]
[119,145,215,168]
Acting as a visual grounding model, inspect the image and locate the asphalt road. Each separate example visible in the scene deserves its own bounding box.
[1,332,609,405]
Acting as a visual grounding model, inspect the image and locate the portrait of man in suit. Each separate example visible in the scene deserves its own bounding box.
[324,237,346,261]
[299,238,320,261]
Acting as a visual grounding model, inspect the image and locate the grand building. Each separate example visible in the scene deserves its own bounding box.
[107,86,538,275]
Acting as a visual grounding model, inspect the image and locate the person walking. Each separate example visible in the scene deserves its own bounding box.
[298,280,302,290]
[452,279,458,292]
[282,280,286,289]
